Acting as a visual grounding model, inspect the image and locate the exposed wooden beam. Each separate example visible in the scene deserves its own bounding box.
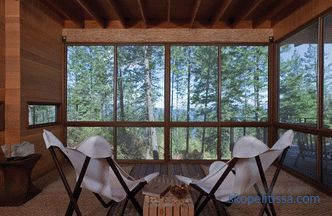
[252,0,293,28]
[190,0,202,27]
[137,0,147,28]
[44,0,84,28]
[72,0,107,28]
[271,0,311,26]
[106,0,126,28]
[210,0,233,27]
[167,0,171,23]
[231,0,265,27]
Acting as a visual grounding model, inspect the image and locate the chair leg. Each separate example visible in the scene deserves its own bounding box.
[254,184,271,216]
[93,193,115,208]
[120,198,129,216]
[65,187,82,216]
[195,196,211,216]
[129,196,143,216]
[106,204,115,216]
[255,157,277,216]
[65,157,91,216]
[219,204,228,216]
[195,193,204,209]
[212,198,222,216]
[49,148,82,216]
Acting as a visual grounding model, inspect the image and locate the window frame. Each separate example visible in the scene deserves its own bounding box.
[27,102,61,129]
[64,43,270,162]
[275,12,332,194]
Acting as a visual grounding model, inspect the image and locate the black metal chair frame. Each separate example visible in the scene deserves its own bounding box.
[48,146,147,216]
[192,147,290,216]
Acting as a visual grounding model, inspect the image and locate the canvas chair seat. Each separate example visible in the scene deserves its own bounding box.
[175,130,294,216]
[43,130,159,216]
[72,135,158,202]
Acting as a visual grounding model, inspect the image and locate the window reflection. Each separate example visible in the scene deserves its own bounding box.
[280,129,317,180]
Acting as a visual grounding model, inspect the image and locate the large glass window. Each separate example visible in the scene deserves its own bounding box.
[279,22,318,125]
[67,46,114,121]
[117,45,165,121]
[171,127,217,159]
[170,46,218,122]
[221,127,267,159]
[221,46,268,121]
[117,127,164,160]
[324,14,332,128]
[280,129,317,180]
[67,127,113,148]
[66,44,269,160]
[323,137,332,188]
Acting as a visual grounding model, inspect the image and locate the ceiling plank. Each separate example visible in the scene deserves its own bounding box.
[231,0,265,27]
[106,0,126,28]
[271,0,310,26]
[72,0,107,28]
[137,0,147,28]
[43,0,84,28]
[252,0,293,28]
[210,0,233,27]
[167,0,171,23]
[190,0,202,27]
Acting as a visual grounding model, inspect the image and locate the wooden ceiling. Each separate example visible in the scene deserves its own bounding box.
[43,0,310,29]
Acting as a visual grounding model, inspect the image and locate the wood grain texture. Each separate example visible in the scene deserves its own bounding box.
[5,0,20,145]
[0,0,4,103]
[0,0,5,175]
[274,0,332,41]
[20,0,63,178]
[62,28,273,43]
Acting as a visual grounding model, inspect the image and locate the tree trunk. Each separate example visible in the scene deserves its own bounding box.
[119,69,125,121]
[144,46,159,160]
[200,68,211,156]
[185,48,191,159]
[254,56,261,138]
[230,127,234,151]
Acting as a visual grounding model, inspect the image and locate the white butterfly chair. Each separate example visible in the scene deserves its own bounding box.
[176,129,294,216]
[43,130,159,216]
[254,129,294,216]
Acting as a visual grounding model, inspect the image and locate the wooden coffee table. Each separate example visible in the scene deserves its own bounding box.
[143,192,194,216]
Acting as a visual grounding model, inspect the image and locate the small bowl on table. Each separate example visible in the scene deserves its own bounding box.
[170,184,189,199]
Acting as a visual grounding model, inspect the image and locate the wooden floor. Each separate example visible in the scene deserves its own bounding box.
[129,163,205,179]
[0,163,331,216]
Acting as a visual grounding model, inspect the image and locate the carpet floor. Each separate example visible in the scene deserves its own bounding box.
[0,164,331,216]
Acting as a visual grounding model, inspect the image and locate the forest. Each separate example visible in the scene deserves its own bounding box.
[64,45,268,160]
[27,42,326,160]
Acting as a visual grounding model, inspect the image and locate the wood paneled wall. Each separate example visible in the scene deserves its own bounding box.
[0,0,5,145]
[0,0,5,190]
[5,0,20,145]
[274,0,332,41]
[20,0,63,178]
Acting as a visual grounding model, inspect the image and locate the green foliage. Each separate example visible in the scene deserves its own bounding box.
[171,128,217,159]
[66,45,273,160]
[67,46,114,121]
[279,44,317,124]
[221,127,267,159]
[67,127,113,148]
[117,45,164,121]
[117,127,164,160]
[221,46,268,121]
[171,46,218,122]
[28,105,56,125]
[323,44,332,128]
